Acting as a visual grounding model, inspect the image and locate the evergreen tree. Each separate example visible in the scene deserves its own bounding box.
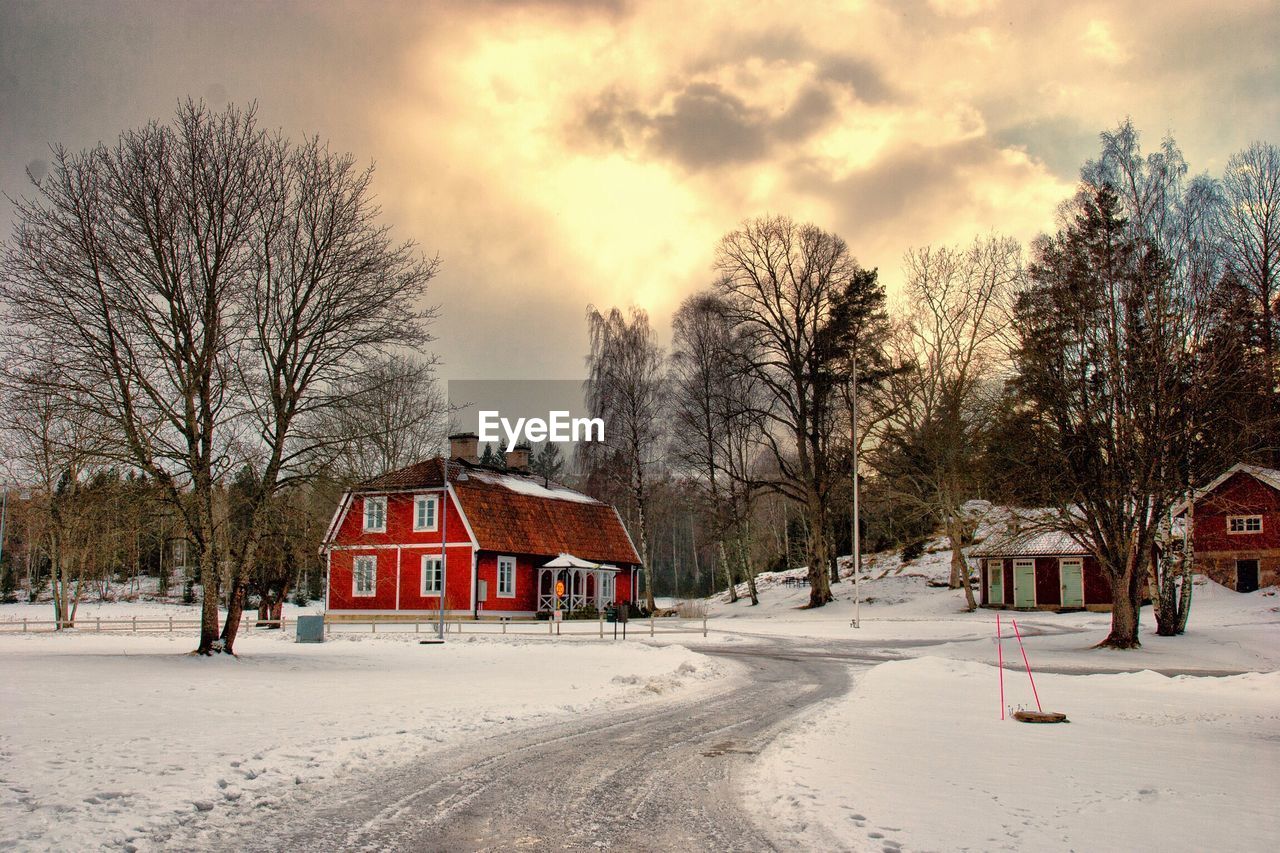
[530,442,565,482]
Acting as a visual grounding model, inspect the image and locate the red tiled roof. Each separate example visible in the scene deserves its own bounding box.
[354,459,641,566]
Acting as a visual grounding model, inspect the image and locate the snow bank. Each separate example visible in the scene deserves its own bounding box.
[0,631,728,851]
[751,656,1280,852]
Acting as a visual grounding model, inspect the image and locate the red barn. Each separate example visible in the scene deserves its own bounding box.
[1185,463,1280,592]
[971,528,1113,612]
[321,434,642,618]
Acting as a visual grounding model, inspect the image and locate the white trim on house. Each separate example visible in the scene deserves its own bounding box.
[326,542,475,551]
[413,494,439,532]
[363,496,387,533]
[320,491,354,550]
[497,555,516,598]
[353,554,377,597]
[446,483,480,547]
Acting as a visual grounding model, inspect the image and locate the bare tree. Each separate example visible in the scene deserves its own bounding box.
[669,291,767,604]
[316,355,447,480]
[868,236,1023,610]
[0,102,439,654]
[1220,141,1280,454]
[584,306,665,613]
[713,215,885,608]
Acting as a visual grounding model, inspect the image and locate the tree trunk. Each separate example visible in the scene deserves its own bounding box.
[719,540,738,603]
[1098,558,1142,649]
[805,494,832,607]
[947,519,977,611]
[738,528,759,606]
[196,539,221,655]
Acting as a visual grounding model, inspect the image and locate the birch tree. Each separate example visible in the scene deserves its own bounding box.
[584,306,666,612]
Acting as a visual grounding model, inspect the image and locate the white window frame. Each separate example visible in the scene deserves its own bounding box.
[420,554,442,595]
[497,555,516,598]
[363,496,387,532]
[413,494,439,532]
[1227,515,1263,534]
[353,555,377,597]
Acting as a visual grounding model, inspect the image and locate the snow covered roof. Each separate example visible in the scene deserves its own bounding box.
[351,458,642,566]
[1196,463,1280,500]
[970,528,1091,558]
[543,553,614,569]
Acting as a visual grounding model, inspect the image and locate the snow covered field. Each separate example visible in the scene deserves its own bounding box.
[752,657,1280,852]
[710,537,1280,851]
[0,630,728,851]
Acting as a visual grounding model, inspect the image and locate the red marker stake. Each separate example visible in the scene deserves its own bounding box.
[996,613,1005,720]
[1011,619,1042,713]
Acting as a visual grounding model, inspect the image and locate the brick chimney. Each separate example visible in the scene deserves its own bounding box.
[505,443,531,473]
[449,432,480,464]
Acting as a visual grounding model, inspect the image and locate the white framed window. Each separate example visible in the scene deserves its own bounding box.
[363,496,387,532]
[353,555,376,597]
[414,495,438,532]
[421,555,442,595]
[497,555,516,598]
[1228,515,1263,534]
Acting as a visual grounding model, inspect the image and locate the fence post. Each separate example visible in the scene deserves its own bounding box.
[599,611,603,639]
[97,617,101,633]
[22,618,27,633]
[549,617,553,636]
[168,615,173,633]
[132,615,137,633]
[282,615,287,633]
[415,622,420,634]
[372,621,376,634]
[703,611,707,638]
[650,613,654,638]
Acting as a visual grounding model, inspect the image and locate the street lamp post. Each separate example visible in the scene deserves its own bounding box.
[850,356,861,629]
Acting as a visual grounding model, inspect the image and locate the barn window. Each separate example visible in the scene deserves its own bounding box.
[1228,515,1263,534]
[363,497,387,532]
[353,555,376,596]
[414,495,438,531]
[421,555,442,594]
[497,555,516,597]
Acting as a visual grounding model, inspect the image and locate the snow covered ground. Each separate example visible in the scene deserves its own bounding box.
[752,657,1280,852]
[712,531,1280,851]
[0,630,729,851]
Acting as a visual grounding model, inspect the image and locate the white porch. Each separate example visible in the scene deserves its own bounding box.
[536,554,618,614]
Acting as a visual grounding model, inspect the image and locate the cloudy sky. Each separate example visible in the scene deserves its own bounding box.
[1,0,1276,382]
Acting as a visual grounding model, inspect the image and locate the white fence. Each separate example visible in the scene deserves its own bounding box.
[0,616,287,634]
[0,613,712,639]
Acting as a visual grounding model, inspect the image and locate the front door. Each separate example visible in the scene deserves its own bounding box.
[1236,560,1260,593]
[1013,559,1036,608]
[1059,558,1084,607]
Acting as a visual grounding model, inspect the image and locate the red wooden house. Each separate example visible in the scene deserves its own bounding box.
[321,434,642,618]
[971,528,1113,612]
[1184,463,1280,592]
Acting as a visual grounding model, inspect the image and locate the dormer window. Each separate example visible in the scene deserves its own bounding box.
[363,496,387,532]
[1228,515,1262,534]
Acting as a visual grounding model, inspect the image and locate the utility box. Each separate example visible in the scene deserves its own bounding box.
[478,580,488,603]
[295,614,325,643]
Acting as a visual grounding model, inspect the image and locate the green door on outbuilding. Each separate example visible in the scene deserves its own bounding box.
[1013,559,1036,608]
[1060,558,1084,607]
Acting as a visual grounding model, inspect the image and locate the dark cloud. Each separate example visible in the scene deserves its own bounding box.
[993,116,1098,181]
[817,56,894,104]
[575,78,844,171]
[792,138,996,239]
[650,83,770,167]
